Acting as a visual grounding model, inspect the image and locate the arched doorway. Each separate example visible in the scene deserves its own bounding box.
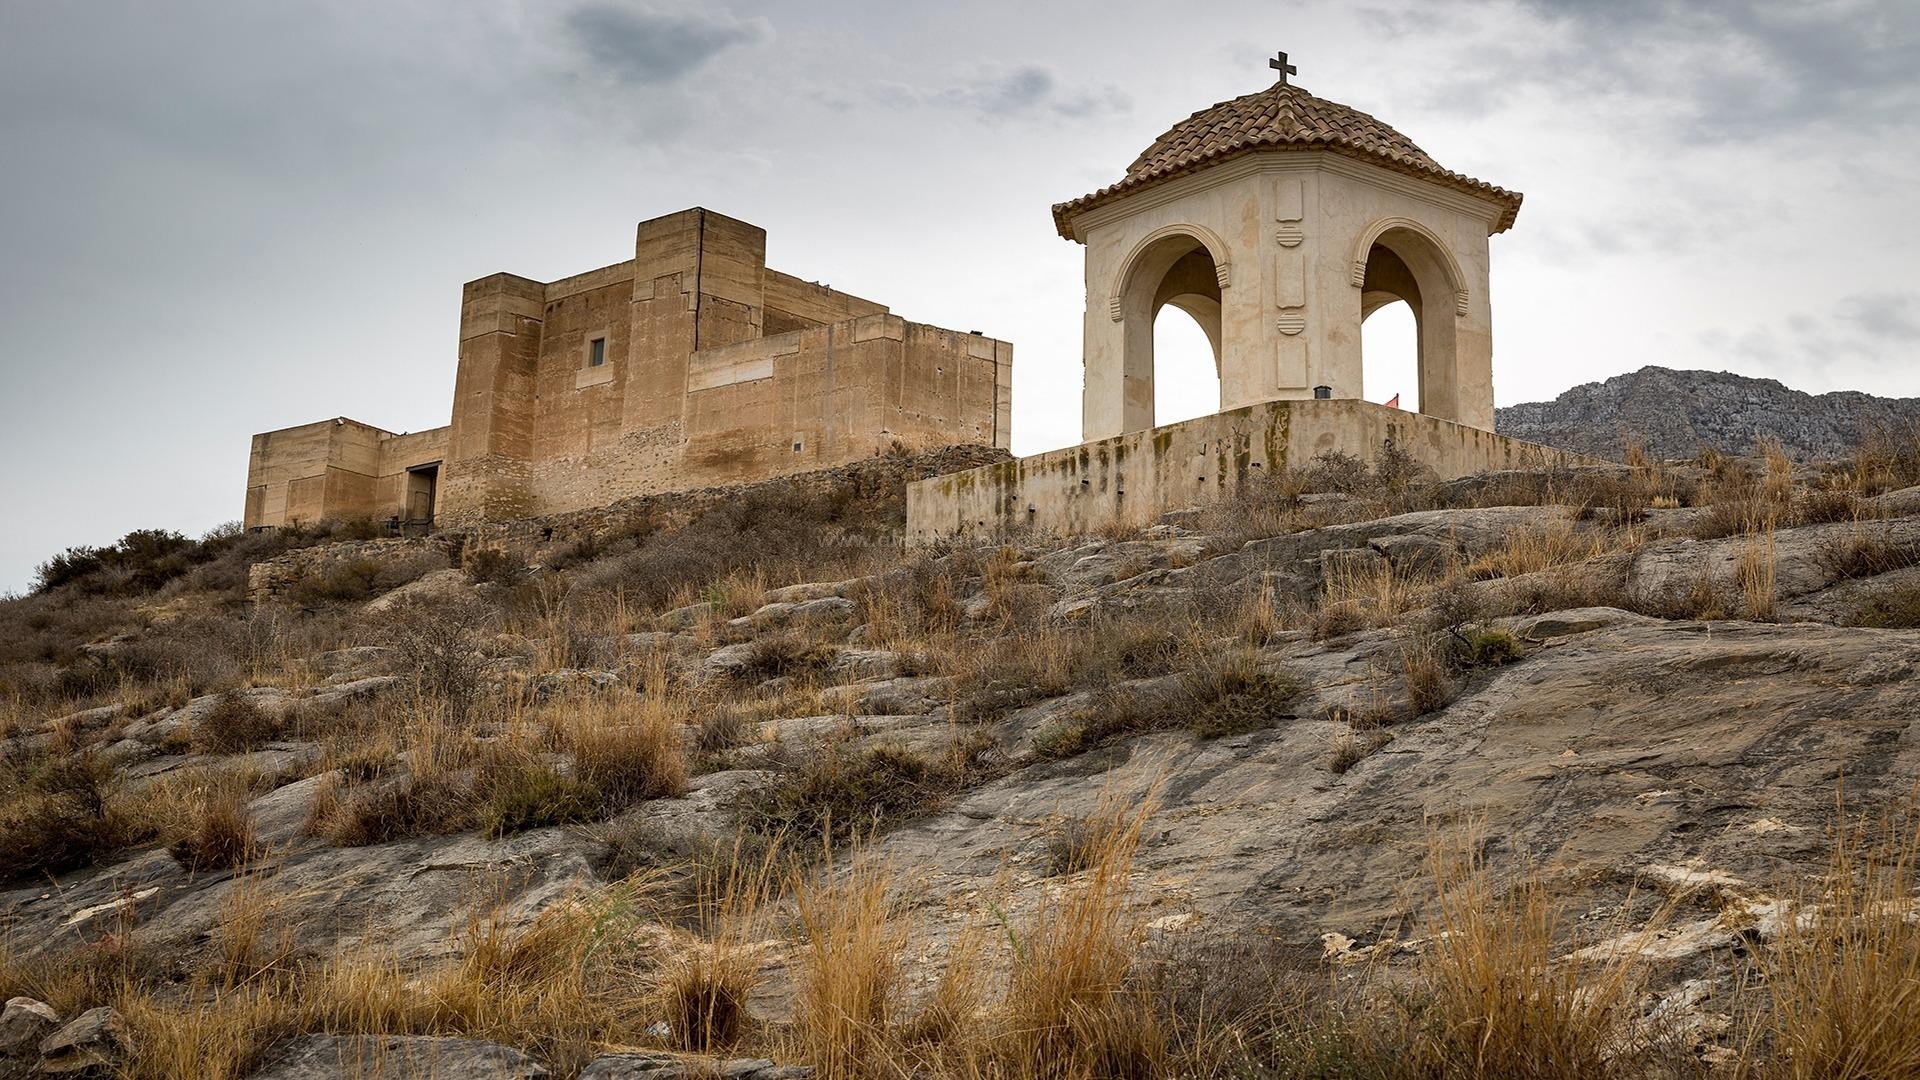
[1355,223,1466,422]
[1361,299,1418,412]
[1154,304,1220,426]
[1116,231,1223,433]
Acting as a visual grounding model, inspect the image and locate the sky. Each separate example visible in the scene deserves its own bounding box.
[1,0,1916,593]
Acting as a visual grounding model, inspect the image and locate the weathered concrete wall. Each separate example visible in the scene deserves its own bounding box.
[250,207,1011,532]
[434,208,1010,525]
[245,419,448,529]
[906,399,1598,542]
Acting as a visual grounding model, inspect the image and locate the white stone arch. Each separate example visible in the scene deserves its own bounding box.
[1347,216,1469,316]
[1347,216,1479,423]
[1107,223,1232,433]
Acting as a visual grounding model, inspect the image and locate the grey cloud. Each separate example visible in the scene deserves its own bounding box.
[1708,291,1920,391]
[561,3,770,86]
[1837,292,1920,343]
[1510,0,1920,142]
[866,65,1129,119]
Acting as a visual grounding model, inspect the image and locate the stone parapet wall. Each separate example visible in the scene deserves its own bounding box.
[467,445,1008,565]
[246,536,462,605]
[906,399,1602,543]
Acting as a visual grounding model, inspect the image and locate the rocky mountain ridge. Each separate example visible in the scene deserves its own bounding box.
[1496,365,1920,461]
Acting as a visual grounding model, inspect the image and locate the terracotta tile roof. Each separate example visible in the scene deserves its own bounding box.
[1052,82,1522,239]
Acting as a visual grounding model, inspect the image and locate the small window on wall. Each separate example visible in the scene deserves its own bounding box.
[587,337,607,367]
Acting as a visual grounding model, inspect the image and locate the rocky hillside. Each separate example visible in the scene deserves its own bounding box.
[5,446,1920,1078]
[1496,365,1920,461]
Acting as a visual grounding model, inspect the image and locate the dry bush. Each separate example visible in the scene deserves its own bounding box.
[285,552,443,608]
[696,703,755,756]
[1465,520,1605,581]
[380,596,492,726]
[1179,647,1302,738]
[1196,470,1308,547]
[1844,418,1920,494]
[0,750,127,880]
[1846,578,1920,628]
[167,784,258,872]
[191,691,280,753]
[1329,727,1393,774]
[743,733,992,848]
[1001,781,1164,1079]
[1031,647,1301,758]
[1796,487,1864,526]
[477,759,603,838]
[1812,522,1920,582]
[543,689,689,808]
[737,631,841,683]
[1692,461,1794,540]
[792,849,909,1077]
[1315,558,1416,638]
[1401,634,1459,716]
[1742,809,1920,1079]
[1413,829,1659,1079]
[661,841,776,1052]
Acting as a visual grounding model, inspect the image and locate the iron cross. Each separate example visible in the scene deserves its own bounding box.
[1270,51,1297,85]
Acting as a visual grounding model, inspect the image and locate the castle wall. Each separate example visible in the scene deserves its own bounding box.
[244,419,449,529]
[906,399,1597,542]
[251,208,1011,531]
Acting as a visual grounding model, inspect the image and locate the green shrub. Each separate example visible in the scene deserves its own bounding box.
[480,762,603,838]
[191,692,279,753]
[743,735,990,847]
[0,752,124,879]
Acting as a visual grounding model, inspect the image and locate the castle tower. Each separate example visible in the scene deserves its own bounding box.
[1054,53,1523,440]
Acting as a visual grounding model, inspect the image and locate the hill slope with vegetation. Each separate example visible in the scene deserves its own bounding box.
[6,439,1920,1078]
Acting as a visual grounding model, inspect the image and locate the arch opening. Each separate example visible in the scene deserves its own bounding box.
[1153,304,1219,426]
[1361,299,1418,413]
[1357,225,1461,422]
[1117,232,1223,433]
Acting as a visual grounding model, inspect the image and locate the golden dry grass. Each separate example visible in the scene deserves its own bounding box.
[1412,828,1662,1079]
[1741,810,1920,1079]
[1738,530,1779,621]
[791,848,909,1078]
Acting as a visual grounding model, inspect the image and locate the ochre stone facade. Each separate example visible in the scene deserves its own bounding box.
[244,208,1013,529]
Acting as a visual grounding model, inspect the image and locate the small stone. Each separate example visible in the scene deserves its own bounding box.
[37,1007,134,1074]
[577,1052,689,1080]
[0,998,57,1059]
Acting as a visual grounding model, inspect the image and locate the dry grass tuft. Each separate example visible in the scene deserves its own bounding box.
[1738,530,1780,621]
[1414,828,1658,1079]
[1001,779,1165,1079]
[792,848,909,1077]
[1744,808,1920,1079]
[660,840,775,1052]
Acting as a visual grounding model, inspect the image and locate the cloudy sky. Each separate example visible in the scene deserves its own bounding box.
[1,0,1915,592]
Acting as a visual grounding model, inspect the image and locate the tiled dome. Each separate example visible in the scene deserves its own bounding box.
[1053,81,1522,238]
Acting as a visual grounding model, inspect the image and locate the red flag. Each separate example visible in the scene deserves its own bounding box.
[1384,393,1401,409]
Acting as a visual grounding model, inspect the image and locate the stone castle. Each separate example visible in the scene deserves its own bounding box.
[247,56,1585,541]
[244,208,1011,530]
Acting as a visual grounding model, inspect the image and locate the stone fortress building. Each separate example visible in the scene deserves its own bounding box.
[906,54,1589,540]
[243,208,1012,530]
[246,54,1584,542]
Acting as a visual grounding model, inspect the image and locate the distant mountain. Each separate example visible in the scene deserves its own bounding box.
[1495,366,1920,461]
